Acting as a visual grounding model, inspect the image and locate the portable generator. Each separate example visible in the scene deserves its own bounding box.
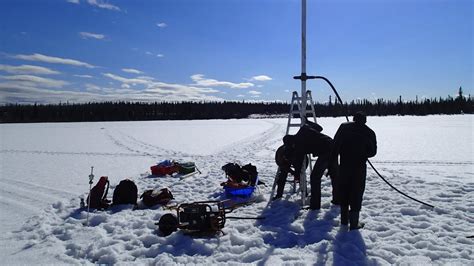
[157,200,229,236]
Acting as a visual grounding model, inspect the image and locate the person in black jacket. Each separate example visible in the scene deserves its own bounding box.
[274,121,339,209]
[273,143,297,200]
[330,112,377,230]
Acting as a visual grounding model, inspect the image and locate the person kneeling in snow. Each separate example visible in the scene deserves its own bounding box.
[273,142,297,200]
[330,111,377,230]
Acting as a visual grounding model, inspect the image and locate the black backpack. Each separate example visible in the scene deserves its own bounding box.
[112,179,138,205]
[241,163,258,186]
[222,163,244,183]
[140,188,174,207]
[222,163,258,186]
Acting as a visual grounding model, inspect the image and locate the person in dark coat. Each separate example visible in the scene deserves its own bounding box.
[330,111,377,230]
[273,143,297,200]
[274,121,339,209]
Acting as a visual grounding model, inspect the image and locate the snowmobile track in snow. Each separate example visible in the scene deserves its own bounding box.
[0,177,74,217]
[0,149,152,158]
[371,160,473,166]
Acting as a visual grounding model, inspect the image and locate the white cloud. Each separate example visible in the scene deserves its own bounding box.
[0,79,224,104]
[0,82,120,104]
[137,76,155,81]
[0,64,59,75]
[67,0,80,4]
[144,82,220,96]
[144,51,163,58]
[191,74,254,89]
[248,90,262,95]
[250,75,272,81]
[103,72,221,99]
[87,0,120,11]
[156,22,167,28]
[122,68,143,74]
[1,75,68,88]
[79,32,105,40]
[74,74,93,78]
[0,83,81,104]
[236,94,245,98]
[85,83,101,91]
[1,71,236,104]
[12,53,95,68]
[103,73,150,85]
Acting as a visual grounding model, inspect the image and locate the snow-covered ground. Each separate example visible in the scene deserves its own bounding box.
[0,115,472,265]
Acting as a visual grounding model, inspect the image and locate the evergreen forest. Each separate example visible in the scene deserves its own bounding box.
[1,91,471,123]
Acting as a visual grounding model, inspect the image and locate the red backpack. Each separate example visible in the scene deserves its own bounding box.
[87,176,110,209]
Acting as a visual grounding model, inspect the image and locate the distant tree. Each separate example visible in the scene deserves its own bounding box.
[457,86,463,99]
[456,86,466,113]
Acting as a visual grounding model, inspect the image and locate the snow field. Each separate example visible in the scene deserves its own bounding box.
[0,115,473,264]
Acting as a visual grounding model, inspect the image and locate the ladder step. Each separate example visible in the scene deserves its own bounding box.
[293,98,313,102]
[292,110,315,114]
[289,123,302,127]
[292,95,312,100]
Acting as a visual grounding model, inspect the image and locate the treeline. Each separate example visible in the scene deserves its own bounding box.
[0,101,289,123]
[318,94,472,117]
[0,95,471,123]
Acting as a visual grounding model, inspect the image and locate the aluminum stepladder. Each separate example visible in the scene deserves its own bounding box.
[270,90,317,206]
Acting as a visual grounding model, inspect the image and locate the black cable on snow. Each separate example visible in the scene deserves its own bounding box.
[226,216,266,220]
[315,76,435,209]
[367,160,434,208]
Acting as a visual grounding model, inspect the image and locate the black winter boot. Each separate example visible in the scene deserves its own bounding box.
[340,205,349,226]
[349,210,364,230]
[272,194,282,201]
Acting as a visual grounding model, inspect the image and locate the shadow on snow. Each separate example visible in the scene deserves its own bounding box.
[256,198,368,265]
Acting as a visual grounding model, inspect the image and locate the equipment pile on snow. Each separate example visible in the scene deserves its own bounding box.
[221,163,259,197]
[150,160,179,176]
[150,160,198,177]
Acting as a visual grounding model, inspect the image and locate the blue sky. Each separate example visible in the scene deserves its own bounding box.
[0,0,472,104]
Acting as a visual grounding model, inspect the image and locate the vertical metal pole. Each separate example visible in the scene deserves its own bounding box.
[290,0,316,206]
[300,0,307,123]
[86,166,94,226]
